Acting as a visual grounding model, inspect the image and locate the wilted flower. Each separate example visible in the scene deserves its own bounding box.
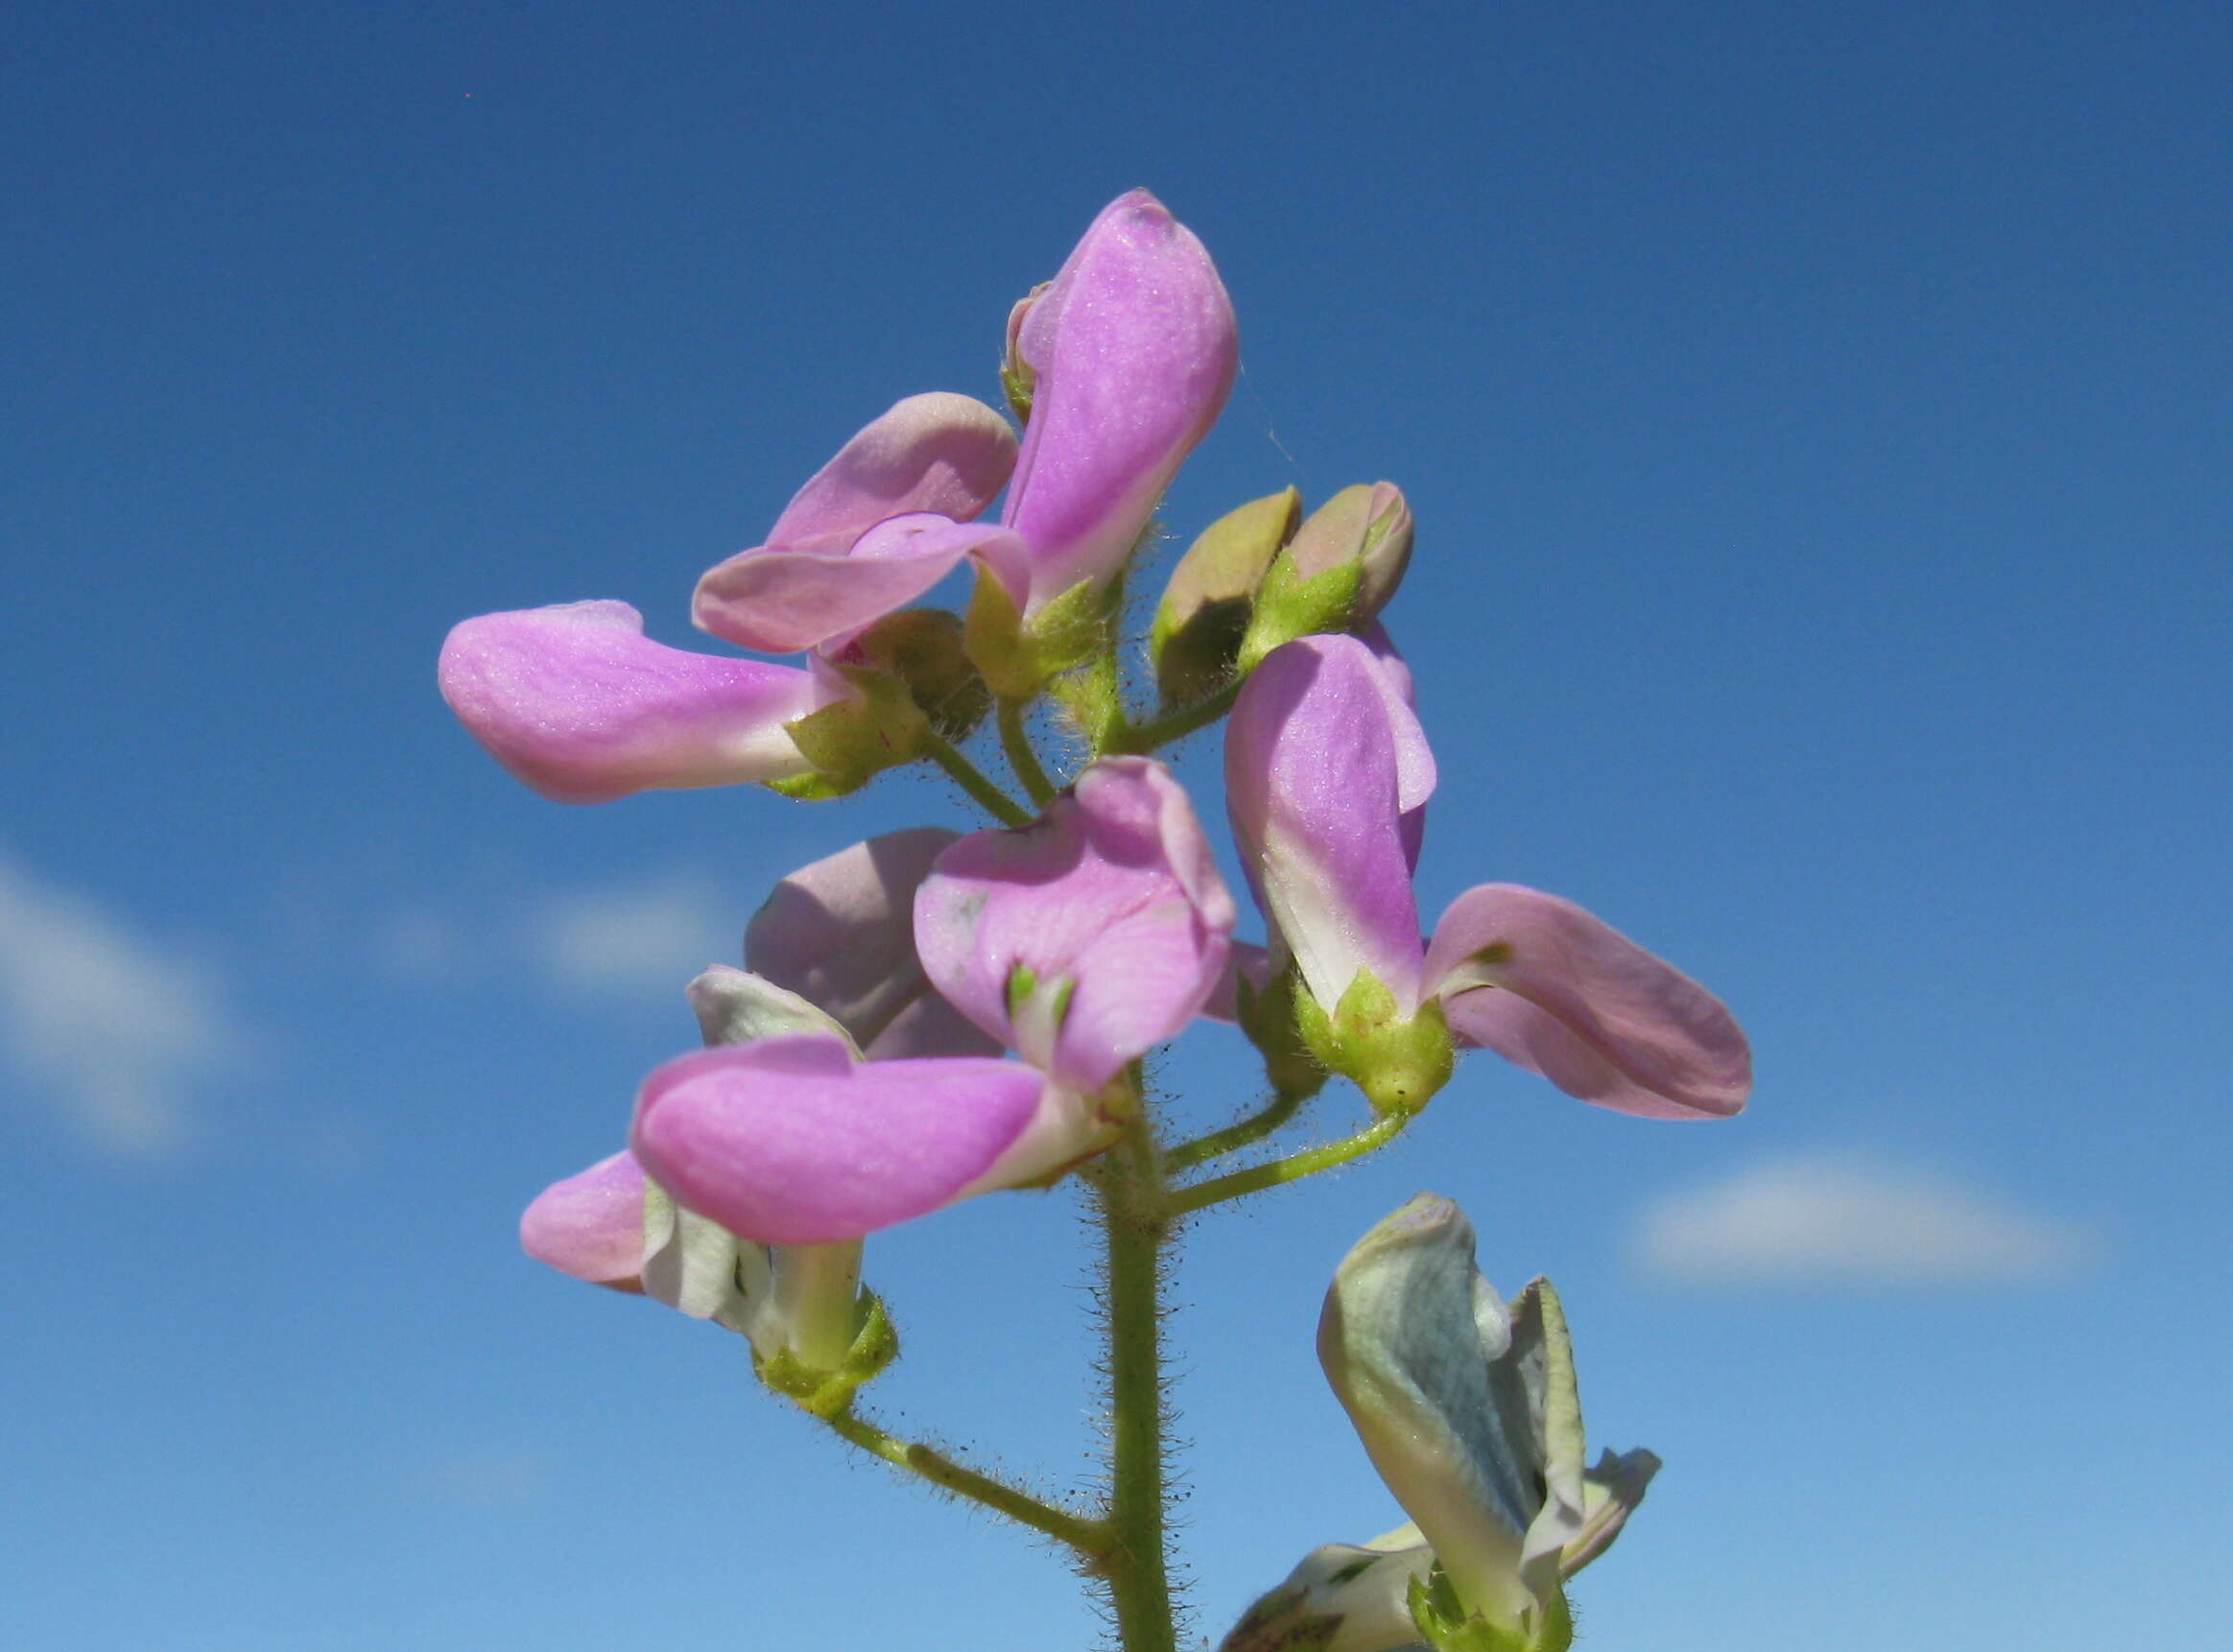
[1317,1195,1655,1648]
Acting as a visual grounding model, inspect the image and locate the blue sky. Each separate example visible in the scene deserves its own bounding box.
[3,2,2227,1647]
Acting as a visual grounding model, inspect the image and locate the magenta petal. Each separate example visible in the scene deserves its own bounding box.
[1423,885,1752,1120]
[629,1035,1052,1243]
[1001,190,1239,611]
[746,829,998,1057]
[915,758,1237,1089]
[438,601,834,803]
[765,391,1017,549]
[694,515,1028,654]
[520,1150,646,1286]
[1225,634,1435,1014]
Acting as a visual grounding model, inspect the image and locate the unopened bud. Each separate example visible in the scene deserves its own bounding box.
[1151,487,1302,703]
[1238,483,1413,672]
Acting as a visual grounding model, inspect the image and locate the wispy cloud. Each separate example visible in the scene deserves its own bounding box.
[532,874,740,994]
[1632,1153,2097,1287]
[0,846,249,1156]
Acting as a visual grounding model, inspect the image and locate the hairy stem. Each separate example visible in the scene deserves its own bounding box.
[821,1408,1105,1555]
[1163,1088,1314,1172]
[1111,678,1243,754]
[919,731,1035,827]
[997,696,1060,807]
[1095,1121,1179,1652]
[1167,1113,1411,1216]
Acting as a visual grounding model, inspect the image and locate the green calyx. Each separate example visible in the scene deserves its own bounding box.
[1408,1569,1573,1652]
[837,606,991,743]
[1295,971,1454,1117]
[1236,553,1366,674]
[771,669,930,800]
[1234,965,1329,1105]
[963,565,1115,702]
[758,1289,899,1420]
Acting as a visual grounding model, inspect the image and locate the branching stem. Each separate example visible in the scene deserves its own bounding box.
[1162,1087,1314,1172]
[918,730,1034,827]
[821,1408,1106,1555]
[997,696,1060,807]
[1168,1113,1412,1216]
[1112,679,1244,754]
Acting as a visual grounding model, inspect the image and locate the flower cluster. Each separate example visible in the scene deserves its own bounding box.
[452,189,1751,1652]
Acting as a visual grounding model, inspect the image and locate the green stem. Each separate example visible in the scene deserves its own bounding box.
[1096,1122,1179,1652]
[1112,678,1243,754]
[821,1408,1105,1555]
[996,696,1059,807]
[1167,1113,1412,1216]
[1163,1088,1314,1172]
[918,730,1034,827]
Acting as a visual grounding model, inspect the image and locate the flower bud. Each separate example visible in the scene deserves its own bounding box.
[1000,283,1049,425]
[1237,484,1413,673]
[1150,486,1302,703]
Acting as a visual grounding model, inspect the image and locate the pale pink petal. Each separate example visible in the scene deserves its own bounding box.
[1001,191,1238,611]
[693,515,1029,654]
[1224,635,1433,1014]
[439,601,833,803]
[519,1150,646,1288]
[764,391,1016,549]
[745,829,996,1056]
[1423,885,1750,1120]
[629,1034,1057,1244]
[915,758,1236,1089]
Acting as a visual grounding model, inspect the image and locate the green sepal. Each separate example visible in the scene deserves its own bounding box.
[1235,551,1364,673]
[1151,486,1302,704]
[759,1288,899,1420]
[962,565,1113,701]
[1299,971,1455,1117]
[772,669,928,798]
[1000,358,1035,427]
[1408,1567,1573,1652]
[837,607,991,743]
[1235,964,1329,1105]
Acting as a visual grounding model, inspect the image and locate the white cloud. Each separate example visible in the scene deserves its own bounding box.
[0,847,249,1156]
[532,874,739,994]
[1632,1153,2097,1287]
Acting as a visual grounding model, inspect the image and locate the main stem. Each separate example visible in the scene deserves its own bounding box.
[1096,1122,1178,1652]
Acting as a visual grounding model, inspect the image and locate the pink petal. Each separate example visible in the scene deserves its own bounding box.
[764,391,1017,549]
[915,758,1236,1089]
[1224,634,1434,1014]
[745,829,997,1056]
[629,1034,1056,1243]
[438,601,834,803]
[1423,885,1751,1120]
[1001,190,1239,611]
[694,515,1029,655]
[519,1150,646,1287]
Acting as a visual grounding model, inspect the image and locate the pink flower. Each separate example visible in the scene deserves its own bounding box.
[1225,634,1750,1119]
[998,190,1239,614]
[439,600,843,804]
[630,1033,1089,1246]
[692,392,1025,654]
[914,758,1237,1091]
